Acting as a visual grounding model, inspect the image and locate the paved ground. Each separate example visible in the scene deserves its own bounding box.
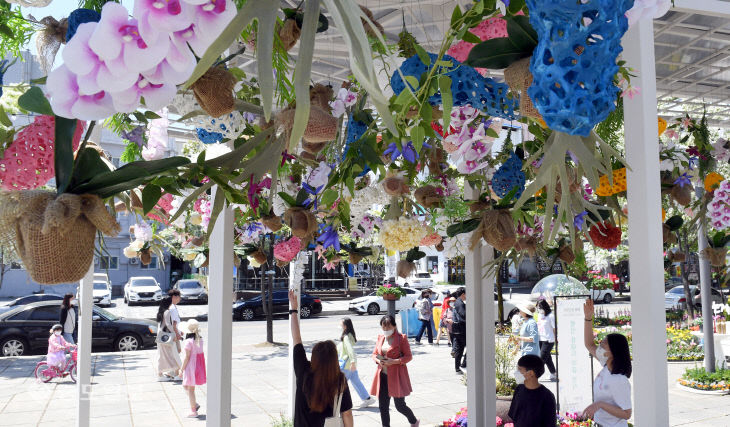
[1,312,729,427]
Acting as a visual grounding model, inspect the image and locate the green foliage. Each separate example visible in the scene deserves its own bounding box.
[682,366,730,384]
[77,0,119,12]
[464,16,537,69]
[269,414,293,427]
[397,30,417,58]
[376,284,406,298]
[0,3,35,59]
[594,96,625,152]
[120,140,143,163]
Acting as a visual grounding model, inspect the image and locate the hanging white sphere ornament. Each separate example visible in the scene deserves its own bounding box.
[6,0,52,6]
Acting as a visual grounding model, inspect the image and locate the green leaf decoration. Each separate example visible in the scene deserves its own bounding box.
[54,117,78,195]
[505,16,538,51]
[144,111,161,119]
[70,157,190,197]
[320,188,338,208]
[461,31,482,44]
[288,0,320,151]
[447,218,482,238]
[278,191,297,207]
[0,106,13,127]
[450,5,462,27]
[142,184,162,214]
[464,37,532,69]
[70,147,112,190]
[439,75,453,130]
[411,124,425,154]
[19,86,53,116]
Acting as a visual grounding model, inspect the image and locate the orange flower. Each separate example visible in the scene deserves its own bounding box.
[596,168,627,196]
[705,172,724,192]
[658,117,667,137]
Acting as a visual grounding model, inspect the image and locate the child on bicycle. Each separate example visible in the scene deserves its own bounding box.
[178,319,206,418]
[47,324,74,368]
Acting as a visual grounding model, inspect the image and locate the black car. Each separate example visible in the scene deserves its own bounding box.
[174,279,208,304]
[0,301,158,357]
[0,294,64,315]
[233,291,323,321]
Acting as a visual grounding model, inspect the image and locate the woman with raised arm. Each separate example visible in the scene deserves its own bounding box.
[289,290,354,427]
[582,299,633,426]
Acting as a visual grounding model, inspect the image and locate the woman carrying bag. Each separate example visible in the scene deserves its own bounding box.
[371,315,419,427]
[289,290,354,427]
[156,297,181,381]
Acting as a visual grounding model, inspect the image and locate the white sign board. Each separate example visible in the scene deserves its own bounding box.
[556,297,593,413]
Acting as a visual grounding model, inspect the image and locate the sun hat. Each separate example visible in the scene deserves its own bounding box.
[516,302,536,316]
[179,319,200,335]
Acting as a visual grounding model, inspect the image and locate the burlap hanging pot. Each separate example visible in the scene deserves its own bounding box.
[702,247,727,267]
[503,57,543,121]
[139,248,152,266]
[278,17,301,52]
[192,66,237,118]
[414,185,443,209]
[261,212,283,232]
[283,207,318,241]
[301,140,327,154]
[310,83,334,111]
[359,5,384,38]
[349,252,364,265]
[0,191,120,284]
[558,244,576,264]
[662,224,677,244]
[515,236,538,257]
[668,252,686,263]
[670,184,692,206]
[276,105,338,144]
[251,248,268,266]
[469,209,516,252]
[396,259,417,279]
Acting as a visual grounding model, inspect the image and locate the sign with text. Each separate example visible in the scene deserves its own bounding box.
[556,297,593,413]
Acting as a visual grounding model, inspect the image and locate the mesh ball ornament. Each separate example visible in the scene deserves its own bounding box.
[0,115,85,190]
[526,0,634,136]
[390,53,518,120]
[588,221,622,250]
[196,128,224,144]
[491,152,526,199]
[342,115,370,174]
[65,8,101,42]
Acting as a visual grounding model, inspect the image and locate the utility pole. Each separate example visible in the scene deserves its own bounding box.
[697,187,716,372]
[265,270,274,343]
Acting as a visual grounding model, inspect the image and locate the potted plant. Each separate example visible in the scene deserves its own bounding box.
[376,283,406,301]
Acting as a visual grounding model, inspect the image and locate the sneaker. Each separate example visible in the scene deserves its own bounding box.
[195,403,201,412]
[187,412,199,418]
[411,420,420,427]
[455,368,464,374]
[157,376,172,382]
[172,376,183,382]
[358,397,375,408]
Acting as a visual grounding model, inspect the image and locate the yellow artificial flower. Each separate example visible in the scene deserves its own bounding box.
[705,172,724,192]
[658,117,667,136]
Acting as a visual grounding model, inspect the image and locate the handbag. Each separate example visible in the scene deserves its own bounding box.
[338,356,348,370]
[156,316,174,344]
[323,386,344,427]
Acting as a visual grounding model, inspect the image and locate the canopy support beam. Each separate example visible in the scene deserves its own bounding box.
[76,263,94,427]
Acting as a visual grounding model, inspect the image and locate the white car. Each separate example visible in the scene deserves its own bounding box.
[665,285,725,310]
[124,276,164,306]
[591,288,616,304]
[93,281,112,306]
[432,288,517,323]
[409,273,434,290]
[348,287,419,315]
[94,273,110,285]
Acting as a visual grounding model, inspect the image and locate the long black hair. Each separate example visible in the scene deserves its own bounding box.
[537,299,552,316]
[341,317,357,342]
[156,297,172,323]
[607,333,632,378]
[61,293,74,309]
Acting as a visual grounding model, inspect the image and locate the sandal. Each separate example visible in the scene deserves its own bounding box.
[187,411,199,418]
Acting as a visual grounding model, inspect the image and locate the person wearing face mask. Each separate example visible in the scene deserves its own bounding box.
[513,303,540,357]
[47,324,75,368]
[371,315,419,427]
[536,299,557,380]
[414,290,434,345]
[507,354,557,426]
[451,287,467,373]
[59,293,77,344]
[583,299,632,426]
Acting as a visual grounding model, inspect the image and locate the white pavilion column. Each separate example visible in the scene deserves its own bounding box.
[207,201,234,427]
[464,184,496,426]
[76,262,94,427]
[622,20,669,426]
[288,255,302,418]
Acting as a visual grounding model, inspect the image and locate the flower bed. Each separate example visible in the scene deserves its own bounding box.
[677,366,730,394]
[593,326,703,361]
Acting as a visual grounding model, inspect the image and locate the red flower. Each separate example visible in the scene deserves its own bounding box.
[588,221,622,249]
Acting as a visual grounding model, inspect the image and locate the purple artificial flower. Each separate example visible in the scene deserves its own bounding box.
[318,226,340,252]
[122,125,146,147]
[674,173,691,188]
[247,175,271,212]
[383,141,430,163]
[573,211,588,231]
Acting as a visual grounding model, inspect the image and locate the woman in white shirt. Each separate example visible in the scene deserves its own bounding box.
[583,299,632,427]
[536,299,556,381]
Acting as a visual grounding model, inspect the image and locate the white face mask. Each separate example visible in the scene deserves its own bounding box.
[596,347,610,366]
[514,369,525,384]
[539,309,545,315]
[383,329,394,337]
[54,331,62,336]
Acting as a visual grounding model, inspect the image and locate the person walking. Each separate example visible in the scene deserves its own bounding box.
[177,319,206,418]
[451,287,467,373]
[168,289,183,354]
[435,296,454,346]
[156,297,181,382]
[59,293,77,345]
[513,303,540,357]
[289,290,354,427]
[582,299,632,426]
[537,299,557,380]
[414,290,434,345]
[371,315,419,427]
[508,354,557,426]
[338,317,376,408]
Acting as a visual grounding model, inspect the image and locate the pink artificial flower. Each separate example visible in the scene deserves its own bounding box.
[61,22,137,94]
[274,236,302,263]
[664,129,679,140]
[46,65,116,120]
[682,117,692,129]
[133,0,195,40]
[90,2,170,73]
[174,0,236,56]
[621,85,640,99]
[111,75,177,112]
[143,35,197,85]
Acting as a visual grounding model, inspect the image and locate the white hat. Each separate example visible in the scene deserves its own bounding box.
[516,302,536,316]
[179,319,200,335]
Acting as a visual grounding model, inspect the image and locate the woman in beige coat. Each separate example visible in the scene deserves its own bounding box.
[156,297,181,381]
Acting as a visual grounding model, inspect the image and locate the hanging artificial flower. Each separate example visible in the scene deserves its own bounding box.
[274,236,302,263]
[588,222,622,250]
[317,225,341,252]
[329,87,357,118]
[705,172,725,192]
[708,180,730,231]
[379,217,427,252]
[141,111,169,160]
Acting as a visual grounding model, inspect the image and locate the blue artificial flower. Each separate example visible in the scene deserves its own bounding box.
[122,125,146,148]
[674,173,691,188]
[245,222,263,237]
[318,226,340,252]
[383,141,431,163]
[573,211,588,231]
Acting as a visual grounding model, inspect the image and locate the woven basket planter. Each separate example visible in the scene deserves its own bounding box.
[382,293,400,301]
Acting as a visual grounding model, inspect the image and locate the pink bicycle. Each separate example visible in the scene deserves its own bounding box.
[34,348,78,383]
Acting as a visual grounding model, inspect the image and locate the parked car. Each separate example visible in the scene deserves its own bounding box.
[432,288,516,323]
[232,291,322,321]
[591,288,616,304]
[0,301,157,356]
[124,276,164,306]
[93,281,112,307]
[665,285,724,310]
[174,279,208,304]
[0,294,64,316]
[94,273,110,285]
[410,273,434,290]
[348,287,419,315]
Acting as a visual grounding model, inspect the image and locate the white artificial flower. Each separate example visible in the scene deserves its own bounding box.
[329,99,346,118]
[190,213,203,225]
[123,246,138,258]
[204,143,232,160]
[307,161,332,188]
[134,221,153,242]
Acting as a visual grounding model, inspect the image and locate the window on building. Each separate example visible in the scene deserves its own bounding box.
[99,256,119,270]
[112,157,121,168]
[10,262,23,270]
[141,256,158,270]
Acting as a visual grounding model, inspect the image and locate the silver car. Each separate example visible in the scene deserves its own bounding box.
[124,277,164,305]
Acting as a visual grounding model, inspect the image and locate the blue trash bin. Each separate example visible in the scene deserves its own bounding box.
[400,308,435,338]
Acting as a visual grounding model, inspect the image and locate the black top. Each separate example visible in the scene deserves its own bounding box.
[293,343,353,427]
[508,384,557,427]
[452,298,466,334]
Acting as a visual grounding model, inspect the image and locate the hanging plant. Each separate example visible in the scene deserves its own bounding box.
[469,208,516,252]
